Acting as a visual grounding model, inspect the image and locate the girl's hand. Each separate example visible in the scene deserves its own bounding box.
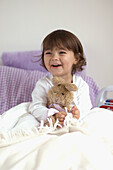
[71,105,80,119]
[55,111,67,127]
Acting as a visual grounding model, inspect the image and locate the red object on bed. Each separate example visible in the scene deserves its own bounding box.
[100,105,113,111]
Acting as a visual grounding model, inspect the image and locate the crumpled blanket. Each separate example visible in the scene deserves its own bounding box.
[0,102,113,170]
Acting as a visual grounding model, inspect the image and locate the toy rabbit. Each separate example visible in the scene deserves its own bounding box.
[44,76,77,126]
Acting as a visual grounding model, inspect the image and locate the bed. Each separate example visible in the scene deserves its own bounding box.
[0,51,113,170]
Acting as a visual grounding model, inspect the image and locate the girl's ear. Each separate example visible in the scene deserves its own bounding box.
[65,84,78,92]
[73,59,78,65]
[74,57,79,64]
[74,53,80,64]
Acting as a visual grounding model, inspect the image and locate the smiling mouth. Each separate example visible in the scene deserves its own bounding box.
[51,64,62,67]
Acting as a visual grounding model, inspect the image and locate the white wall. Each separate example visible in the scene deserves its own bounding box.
[0,0,113,89]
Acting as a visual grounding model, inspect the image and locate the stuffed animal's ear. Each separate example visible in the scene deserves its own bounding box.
[65,83,78,92]
[52,77,65,86]
[52,76,78,91]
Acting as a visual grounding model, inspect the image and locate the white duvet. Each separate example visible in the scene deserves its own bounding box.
[0,102,113,170]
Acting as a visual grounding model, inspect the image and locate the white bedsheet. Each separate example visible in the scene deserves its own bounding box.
[0,102,113,170]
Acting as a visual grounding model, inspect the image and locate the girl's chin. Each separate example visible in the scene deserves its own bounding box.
[51,72,62,76]
[50,67,63,74]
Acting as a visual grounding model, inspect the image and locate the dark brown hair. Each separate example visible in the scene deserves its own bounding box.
[40,29,86,73]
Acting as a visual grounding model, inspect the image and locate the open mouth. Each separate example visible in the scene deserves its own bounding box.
[51,64,62,67]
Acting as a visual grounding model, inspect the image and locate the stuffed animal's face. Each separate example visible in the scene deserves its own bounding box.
[48,77,77,108]
[48,85,73,107]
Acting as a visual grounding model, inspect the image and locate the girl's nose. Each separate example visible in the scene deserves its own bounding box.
[51,52,59,60]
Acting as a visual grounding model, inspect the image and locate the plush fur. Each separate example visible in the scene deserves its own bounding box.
[44,77,77,126]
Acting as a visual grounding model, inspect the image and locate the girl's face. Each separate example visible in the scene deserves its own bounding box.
[44,47,78,82]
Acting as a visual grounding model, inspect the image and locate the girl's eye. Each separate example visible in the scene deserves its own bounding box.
[59,51,66,54]
[62,93,64,95]
[45,51,51,55]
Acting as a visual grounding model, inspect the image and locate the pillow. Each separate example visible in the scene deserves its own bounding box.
[1,51,48,72]
[0,65,49,115]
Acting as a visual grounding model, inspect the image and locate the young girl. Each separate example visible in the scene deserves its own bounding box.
[29,29,92,126]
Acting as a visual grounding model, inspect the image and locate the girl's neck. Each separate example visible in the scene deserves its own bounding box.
[58,75,73,83]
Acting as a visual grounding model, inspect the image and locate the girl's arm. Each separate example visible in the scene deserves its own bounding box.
[74,80,92,119]
[29,79,59,122]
